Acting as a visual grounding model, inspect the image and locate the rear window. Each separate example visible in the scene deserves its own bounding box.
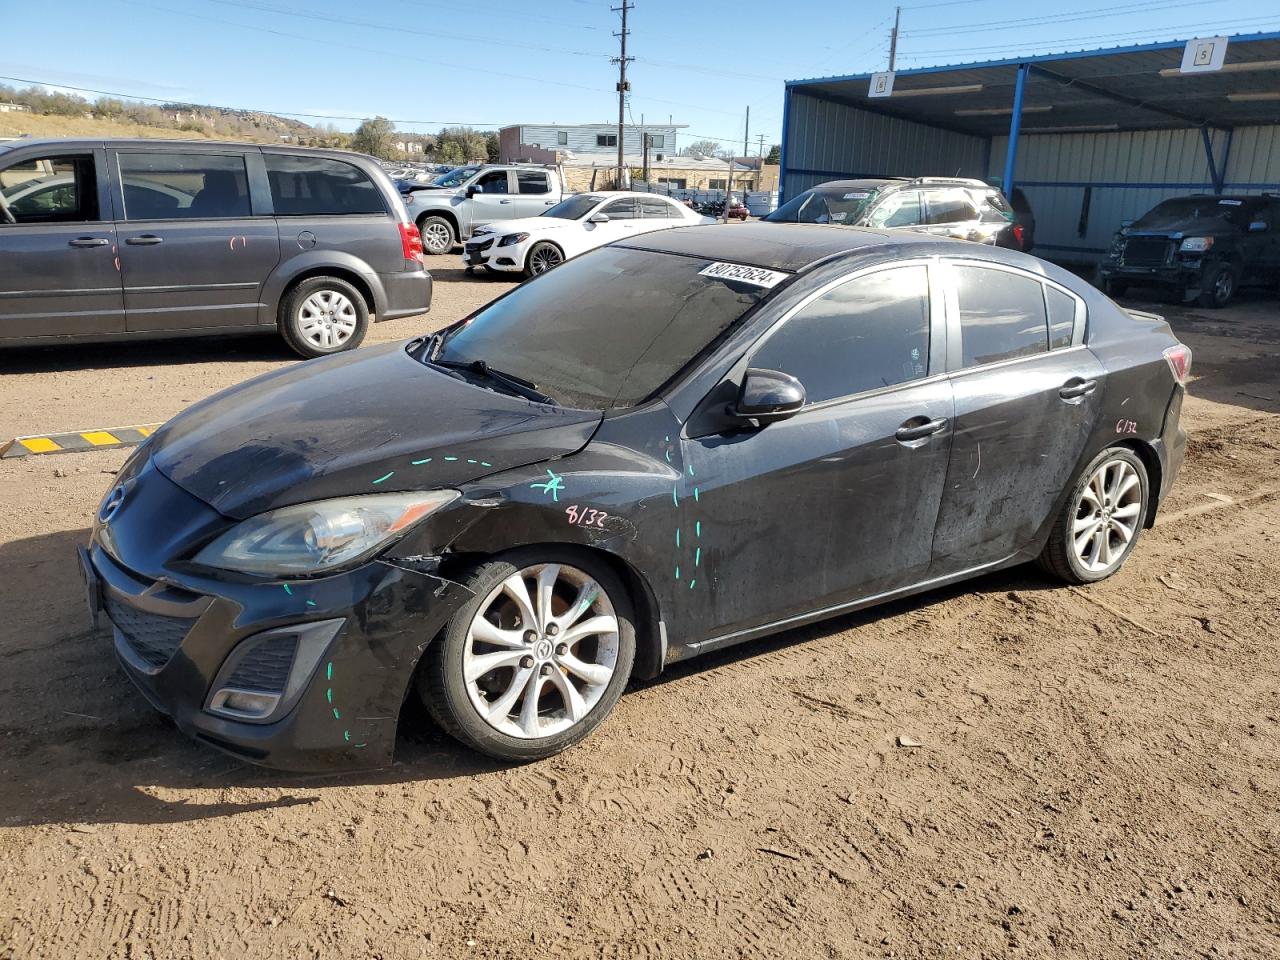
[118,152,250,220]
[264,154,385,216]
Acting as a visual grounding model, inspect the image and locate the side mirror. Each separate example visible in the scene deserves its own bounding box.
[588,212,610,223]
[466,184,481,198]
[730,368,806,424]
[1249,220,1269,233]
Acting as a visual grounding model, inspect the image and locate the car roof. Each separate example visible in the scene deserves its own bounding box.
[0,137,375,162]
[616,222,904,272]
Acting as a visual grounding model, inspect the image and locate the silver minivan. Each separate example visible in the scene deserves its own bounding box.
[0,138,431,358]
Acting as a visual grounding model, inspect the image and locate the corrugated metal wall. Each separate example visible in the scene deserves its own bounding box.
[782,91,987,198]
[518,124,680,157]
[987,126,1280,264]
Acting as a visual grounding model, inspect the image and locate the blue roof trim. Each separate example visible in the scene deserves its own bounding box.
[785,30,1280,88]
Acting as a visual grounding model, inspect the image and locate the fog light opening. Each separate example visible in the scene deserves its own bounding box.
[208,687,281,720]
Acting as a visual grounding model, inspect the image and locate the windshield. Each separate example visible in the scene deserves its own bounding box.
[1134,197,1259,229]
[430,247,774,409]
[765,186,878,225]
[542,194,603,220]
[433,165,482,188]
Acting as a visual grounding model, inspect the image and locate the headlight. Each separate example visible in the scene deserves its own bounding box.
[498,232,530,247]
[193,491,459,575]
[1180,236,1213,253]
[472,226,492,237]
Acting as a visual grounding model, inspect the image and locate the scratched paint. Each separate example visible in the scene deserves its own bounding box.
[664,435,706,592]
[530,469,565,502]
[372,471,394,484]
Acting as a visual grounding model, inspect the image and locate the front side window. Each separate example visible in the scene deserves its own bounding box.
[955,265,1048,367]
[517,171,550,194]
[925,189,980,225]
[118,152,250,220]
[751,265,931,405]
[473,170,509,194]
[866,191,923,228]
[264,154,384,216]
[0,154,97,224]
[542,194,603,220]
[431,247,770,409]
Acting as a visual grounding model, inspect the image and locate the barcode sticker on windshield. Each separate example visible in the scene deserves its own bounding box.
[844,192,871,200]
[699,262,789,288]
[1219,199,1243,205]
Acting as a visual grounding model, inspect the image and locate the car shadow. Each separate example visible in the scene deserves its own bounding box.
[0,523,1054,829]
[0,332,294,375]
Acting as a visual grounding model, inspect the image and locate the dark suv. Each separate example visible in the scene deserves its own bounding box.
[764,176,1025,249]
[1098,195,1280,308]
[0,138,431,358]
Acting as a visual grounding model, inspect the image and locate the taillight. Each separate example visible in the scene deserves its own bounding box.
[1012,223,1025,249]
[1164,343,1192,384]
[399,221,423,261]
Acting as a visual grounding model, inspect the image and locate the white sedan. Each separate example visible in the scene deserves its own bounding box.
[462,191,714,278]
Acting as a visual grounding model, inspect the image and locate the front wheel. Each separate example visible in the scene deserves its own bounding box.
[525,241,565,278]
[278,276,368,358]
[417,548,636,761]
[1197,263,1238,308]
[418,215,455,255]
[1037,447,1149,584]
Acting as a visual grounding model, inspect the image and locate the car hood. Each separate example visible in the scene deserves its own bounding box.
[480,216,578,237]
[150,341,603,520]
[1126,217,1238,238]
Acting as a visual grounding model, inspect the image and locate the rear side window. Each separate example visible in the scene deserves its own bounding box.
[264,155,385,216]
[979,191,1014,224]
[0,154,98,223]
[925,189,980,225]
[752,265,931,405]
[639,197,676,219]
[1045,286,1076,349]
[955,265,1048,367]
[119,152,250,220]
[516,171,550,194]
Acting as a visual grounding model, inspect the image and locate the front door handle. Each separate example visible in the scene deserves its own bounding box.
[68,237,110,248]
[1059,378,1097,400]
[499,199,513,204]
[895,417,948,443]
[125,235,164,245]
[544,200,556,205]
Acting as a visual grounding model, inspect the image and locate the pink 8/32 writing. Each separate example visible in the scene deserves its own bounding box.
[565,505,608,528]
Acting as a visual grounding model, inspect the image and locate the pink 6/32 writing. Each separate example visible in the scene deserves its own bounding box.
[565,505,608,528]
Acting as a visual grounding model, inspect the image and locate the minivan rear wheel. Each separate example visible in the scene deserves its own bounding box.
[279,276,369,359]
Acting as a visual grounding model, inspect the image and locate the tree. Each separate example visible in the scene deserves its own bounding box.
[434,126,488,165]
[680,139,723,158]
[350,117,396,159]
[485,131,500,163]
[765,143,781,164]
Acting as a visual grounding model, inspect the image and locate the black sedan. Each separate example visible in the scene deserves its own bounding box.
[81,224,1190,768]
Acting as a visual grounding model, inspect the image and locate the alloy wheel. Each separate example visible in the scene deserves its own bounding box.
[530,245,563,274]
[422,221,452,253]
[297,290,358,350]
[1214,270,1234,304]
[1072,458,1143,574]
[462,563,619,739]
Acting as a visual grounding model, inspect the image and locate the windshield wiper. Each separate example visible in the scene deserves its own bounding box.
[432,358,557,406]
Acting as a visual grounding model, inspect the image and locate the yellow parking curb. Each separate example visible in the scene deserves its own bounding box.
[0,423,162,459]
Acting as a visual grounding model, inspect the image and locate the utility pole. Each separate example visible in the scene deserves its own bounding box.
[757,133,766,158]
[888,5,900,71]
[641,113,649,185]
[723,105,748,223]
[611,0,634,189]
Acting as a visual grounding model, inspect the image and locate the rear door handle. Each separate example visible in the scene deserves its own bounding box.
[896,417,949,443]
[125,235,164,245]
[1059,378,1097,400]
[544,200,556,205]
[68,237,110,248]
[499,199,512,204]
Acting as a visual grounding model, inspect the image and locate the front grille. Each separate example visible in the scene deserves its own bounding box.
[466,237,495,254]
[1121,237,1172,266]
[224,635,298,693]
[103,593,197,670]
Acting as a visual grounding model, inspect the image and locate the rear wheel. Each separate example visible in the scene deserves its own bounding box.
[278,276,368,358]
[418,215,455,255]
[1037,447,1149,584]
[525,241,565,278]
[417,548,636,761]
[1197,263,1238,308]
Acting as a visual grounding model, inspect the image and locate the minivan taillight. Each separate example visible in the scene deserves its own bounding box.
[399,221,424,261]
[1164,344,1192,384]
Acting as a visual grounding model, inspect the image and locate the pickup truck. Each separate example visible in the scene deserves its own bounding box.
[402,163,566,254]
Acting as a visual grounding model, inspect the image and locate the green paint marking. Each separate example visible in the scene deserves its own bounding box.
[372,471,394,484]
[326,662,332,680]
[306,600,317,607]
[467,458,477,464]
[664,435,670,442]
[530,469,565,502]
[689,579,697,589]
[664,449,672,463]
[693,486,700,502]
[354,743,367,749]
[411,457,432,465]
[688,464,695,477]
[282,583,293,596]
[326,688,333,703]
[443,456,459,461]
[675,565,681,580]
[332,707,341,720]
[480,461,493,467]
[695,546,701,567]
[696,520,701,538]
[344,730,350,742]
[676,528,681,548]
[671,486,679,507]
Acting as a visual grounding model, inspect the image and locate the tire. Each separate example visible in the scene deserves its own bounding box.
[1036,447,1149,585]
[1197,263,1238,308]
[525,241,565,278]
[278,276,368,359]
[416,547,636,761]
[1103,278,1129,298]
[418,215,455,255]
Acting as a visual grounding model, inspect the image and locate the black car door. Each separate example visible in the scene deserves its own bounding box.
[0,148,123,340]
[930,259,1104,575]
[681,262,955,640]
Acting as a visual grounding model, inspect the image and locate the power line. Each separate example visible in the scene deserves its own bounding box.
[902,0,1211,38]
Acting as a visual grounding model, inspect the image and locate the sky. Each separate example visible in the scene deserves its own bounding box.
[4,0,1279,153]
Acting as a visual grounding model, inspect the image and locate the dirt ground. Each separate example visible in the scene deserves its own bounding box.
[1,263,1278,960]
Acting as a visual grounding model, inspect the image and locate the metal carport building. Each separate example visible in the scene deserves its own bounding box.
[779,31,1280,264]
